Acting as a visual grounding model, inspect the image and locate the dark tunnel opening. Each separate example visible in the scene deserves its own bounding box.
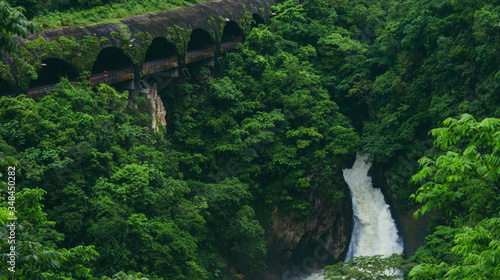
[29,58,78,89]
[91,47,133,75]
[187,29,214,52]
[0,78,14,96]
[145,37,178,62]
[252,14,265,28]
[221,21,244,42]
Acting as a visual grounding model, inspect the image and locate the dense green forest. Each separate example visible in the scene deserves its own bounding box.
[1,0,499,279]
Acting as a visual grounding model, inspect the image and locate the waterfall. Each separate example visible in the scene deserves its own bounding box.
[301,153,403,280]
[343,153,403,259]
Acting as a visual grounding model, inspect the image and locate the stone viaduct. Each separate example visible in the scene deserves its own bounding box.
[0,0,277,97]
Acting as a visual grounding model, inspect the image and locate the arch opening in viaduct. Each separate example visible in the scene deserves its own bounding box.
[91,47,134,75]
[144,37,178,62]
[187,29,214,52]
[221,21,244,42]
[252,14,265,28]
[29,58,78,89]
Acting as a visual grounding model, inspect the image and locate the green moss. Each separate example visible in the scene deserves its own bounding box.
[10,42,42,90]
[125,32,152,64]
[166,27,177,42]
[24,36,63,61]
[72,36,101,72]
[111,25,152,65]
[58,36,80,61]
[17,47,35,65]
[134,32,146,41]
[165,27,181,55]
[218,16,226,43]
[238,12,255,36]
[12,54,37,90]
[110,25,131,41]
[174,25,192,56]
[209,30,216,44]
[100,37,111,44]
[207,16,216,26]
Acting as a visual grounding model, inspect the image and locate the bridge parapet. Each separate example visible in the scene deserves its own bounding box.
[185,47,215,64]
[89,69,135,87]
[143,57,179,76]
[220,37,244,53]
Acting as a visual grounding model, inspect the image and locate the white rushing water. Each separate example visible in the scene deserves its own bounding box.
[301,274,324,280]
[343,153,404,259]
[302,153,403,280]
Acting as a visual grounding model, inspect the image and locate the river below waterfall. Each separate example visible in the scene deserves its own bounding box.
[302,153,403,279]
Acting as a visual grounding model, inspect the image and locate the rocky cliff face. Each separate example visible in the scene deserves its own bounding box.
[263,186,353,280]
[142,82,167,132]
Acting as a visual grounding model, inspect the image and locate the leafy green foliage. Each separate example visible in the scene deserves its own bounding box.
[0,78,267,279]
[411,114,500,223]
[322,254,413,280]
[411,226,461,266]
[409,218,500,280]
[446,216,500,279]
[409,114,500,279]
[0,1,38,55]
[0,188,99,280]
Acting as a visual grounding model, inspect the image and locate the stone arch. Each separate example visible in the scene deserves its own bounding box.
[144,37,178,62]
[252,13,265,28]
[187,28,214,52]
[221,20,244,42]
[29,58,78,89]
[91,47,133,75]
[0,78,14,96]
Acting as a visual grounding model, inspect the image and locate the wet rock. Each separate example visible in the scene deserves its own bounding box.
[143,82,167,132]
[264,185,353,280]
